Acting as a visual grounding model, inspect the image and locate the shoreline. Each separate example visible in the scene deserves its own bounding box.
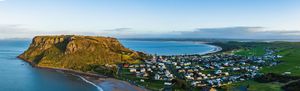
[16,41,222,91]
[75,75,104,91]
[192,42,223,55]
[141,41,223,56]
[17,56,107,78]
[84,77,148,91]
[17,56,147,91]
[205,44,223,54]
[175,41,223,55]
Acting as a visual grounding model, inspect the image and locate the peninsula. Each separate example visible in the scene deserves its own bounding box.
[18,35,145,76]
[18,35,300,91]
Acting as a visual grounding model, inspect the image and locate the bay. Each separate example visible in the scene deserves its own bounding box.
[0,39,216,91]
[120,40,216,55]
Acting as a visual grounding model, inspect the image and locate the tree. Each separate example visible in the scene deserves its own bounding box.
[172,78,189,90]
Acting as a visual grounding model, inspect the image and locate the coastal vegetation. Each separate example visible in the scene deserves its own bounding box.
[18,35,145,76]
[216,42,300,91]
[18,36,300,91]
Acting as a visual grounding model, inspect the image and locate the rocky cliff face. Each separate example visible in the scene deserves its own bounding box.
[19,35,144,72]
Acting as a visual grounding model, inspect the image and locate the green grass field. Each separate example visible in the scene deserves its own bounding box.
[119,68,165,91]
[231,42,300,91]
[235,47,265,56]
[260,45,300,76]
[118,42,300,91]
[226,80,283,91]
[233,42,300,76]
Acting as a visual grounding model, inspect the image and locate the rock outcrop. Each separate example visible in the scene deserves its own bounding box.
[18,35,145,72]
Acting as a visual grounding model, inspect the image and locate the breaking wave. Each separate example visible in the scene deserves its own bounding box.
[75,75,104,91]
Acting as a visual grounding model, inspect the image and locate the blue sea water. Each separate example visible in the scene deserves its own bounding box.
[0,40,98,91]
[120,40,215,55]
[0,39,216,91]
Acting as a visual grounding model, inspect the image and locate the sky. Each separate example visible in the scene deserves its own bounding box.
[0,0,300,39]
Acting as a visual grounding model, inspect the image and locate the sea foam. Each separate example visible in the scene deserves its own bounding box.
[75,75,104,91]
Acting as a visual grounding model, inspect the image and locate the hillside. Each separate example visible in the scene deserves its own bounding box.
[18,35,145,73]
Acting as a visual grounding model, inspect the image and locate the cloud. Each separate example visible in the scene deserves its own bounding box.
[176,26,300,39]
[0,24,39,39]
[0,24,31,34]
[0,24,25,34]
[103,28,132,32]
[0,24,132,39]
[1,24,300,39]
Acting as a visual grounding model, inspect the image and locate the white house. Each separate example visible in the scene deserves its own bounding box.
[129,68,136,72]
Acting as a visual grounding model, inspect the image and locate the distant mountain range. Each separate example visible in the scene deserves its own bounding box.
[121,38,300,42]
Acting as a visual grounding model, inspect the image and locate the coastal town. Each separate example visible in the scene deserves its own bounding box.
[120,47,283,90]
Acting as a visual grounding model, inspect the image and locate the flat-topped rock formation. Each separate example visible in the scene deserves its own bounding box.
[18,35,144,72]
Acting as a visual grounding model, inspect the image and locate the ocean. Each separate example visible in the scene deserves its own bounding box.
[0,39,216,91]
[120,40,216,55]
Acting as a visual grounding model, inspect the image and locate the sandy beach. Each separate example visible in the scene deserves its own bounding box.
[17,40,222,91]
[83,76,148,91]
[193,42,223,55]
[46,68,148,91]
[19,56,147,91]
[72,42,222,91]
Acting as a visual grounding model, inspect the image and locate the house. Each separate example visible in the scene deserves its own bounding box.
[143,73,149,77]
[224,72,229,76]
[203,76,208,79]
[165,70,171,75]
[176,66,181,69]
[214,70,222,75]
[146,64,151,68]
[187,69,194,72]
[134,64,140,68]
[196,77,203,80]
[140,68,146,72]
[194,69,199,72]
[172,62,178,65]
[147,68,152,72]
[186,76,194,80]
[184,66,191,69]
[164,82,172,86]
[184,62,191,66]
[178,69,185,73]
[283,72,291,75]
[123,64,129,68]
[129,68,136,72]
[152,65,156,69]
[191,81,201,86]
[277,55,283,58]
[223,62,229,66]
[154,74,161,80]
[129,65,134,68]
[161,65,167,69]
[140,79,145,82]
[158,63,164,66]
[140,64,145,67]
[207,74,211,77]
[232,67,240,71]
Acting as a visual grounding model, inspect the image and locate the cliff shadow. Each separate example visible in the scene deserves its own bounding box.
[32,52,45,64]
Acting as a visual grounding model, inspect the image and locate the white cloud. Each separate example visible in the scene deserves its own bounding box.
[176,27,300,39]
[1,24,300,39]
[0,24,140,39]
